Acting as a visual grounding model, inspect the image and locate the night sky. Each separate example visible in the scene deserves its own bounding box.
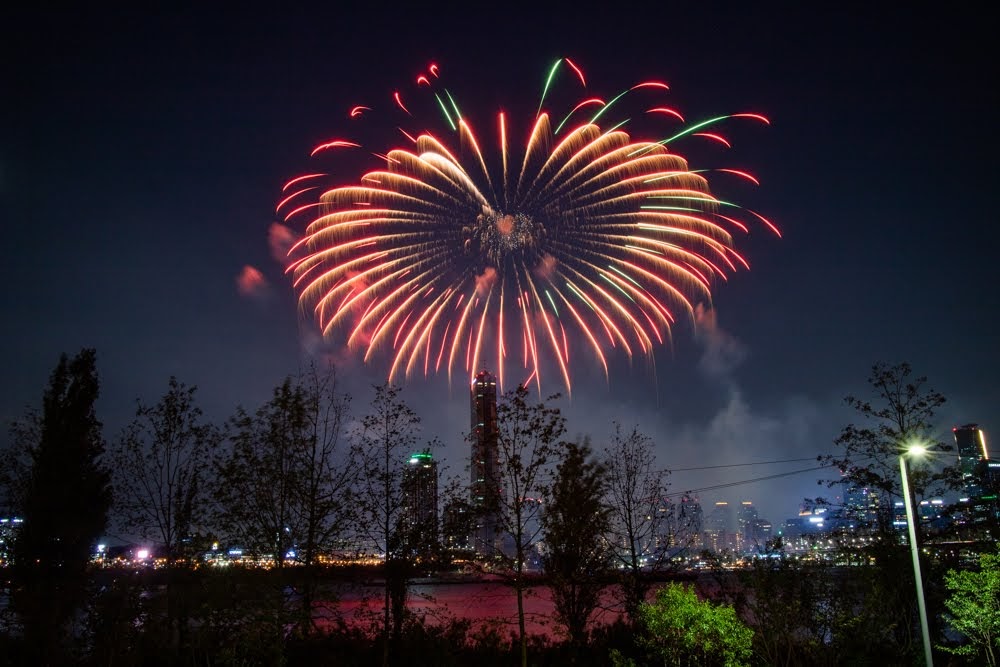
[3,5,997,528]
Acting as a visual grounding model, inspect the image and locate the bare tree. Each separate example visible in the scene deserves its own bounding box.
[352,382,428,667]
[491,385,565,667]
[294,365,355,630]
[603,422,671,623]
[111,377,220,561]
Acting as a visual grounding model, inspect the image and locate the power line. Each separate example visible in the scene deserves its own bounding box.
[666,456,830,473]
[665,462,840,499]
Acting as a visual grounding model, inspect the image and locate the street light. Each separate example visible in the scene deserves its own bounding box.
[900,442,933,667]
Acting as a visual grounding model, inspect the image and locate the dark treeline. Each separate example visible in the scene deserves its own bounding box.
[0,352,997,666]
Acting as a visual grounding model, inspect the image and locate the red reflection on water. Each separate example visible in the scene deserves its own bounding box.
[319,581,625,637]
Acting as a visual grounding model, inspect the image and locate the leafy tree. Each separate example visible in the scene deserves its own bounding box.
[352,382,428,666]
[736,556,834,666]
[111,376,220,560]
[820,362,959,526]
[6,349,112,661]
[631,582,753,667]
[938,545,1000,665]
[816,362,960,659]
[491,385,566,667]
[603,422,670,623]
[216,377,309,567]
[542,438,612,649]
[215,365,355,576]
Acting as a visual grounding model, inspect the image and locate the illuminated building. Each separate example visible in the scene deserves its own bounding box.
[704,501,735,552]
[737,501,771,551]
[954,424,988,499]
[402,449,438,558]
[470,370,501,557]
[676,495,703,550]
[841,479,880,530]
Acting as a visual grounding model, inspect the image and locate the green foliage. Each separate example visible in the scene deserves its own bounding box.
[636,583,753,667]
[542,438,611,648]
[938,546,1000,666]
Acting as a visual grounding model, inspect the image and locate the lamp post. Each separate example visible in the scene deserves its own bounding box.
[900,443,933,667]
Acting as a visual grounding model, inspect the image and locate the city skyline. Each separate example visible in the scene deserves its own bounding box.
[2,5,997,527]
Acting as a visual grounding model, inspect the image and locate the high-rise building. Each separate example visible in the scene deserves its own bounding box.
[704,501,735,552]
[842,479,880,529]
[737,501,760,551]
[675,495,703,550]
[470,370,501,557]
[402,449,439,559]
[955,424,988,499]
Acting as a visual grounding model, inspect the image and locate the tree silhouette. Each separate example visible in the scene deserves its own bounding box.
[603,422,671,623]
[7,349,112,662]
[542,438,611,649]
[112,377,220,561]
[352,382,428,667]
[490,385,565,667]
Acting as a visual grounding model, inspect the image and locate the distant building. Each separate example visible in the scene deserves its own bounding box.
[841,475,881,529]
[675,495,703,551]
[736,501,772,551]
[704,501,736,552]
[955,424,988,499]
[470,370,501,557]
[0,517,23,566]
[402,449,439,559]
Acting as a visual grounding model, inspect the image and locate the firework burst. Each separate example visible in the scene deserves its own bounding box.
[278,59,778,394]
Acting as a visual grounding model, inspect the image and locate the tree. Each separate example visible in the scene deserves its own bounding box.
[817,361,958,660]
[110,376,221,652]
[491,385,566,667]
[215,366,355,574]
[938,545,1000,665]
[542,438,612,649]
[112,377,220,561]
[631,582,754,667]
[820,362,959,525]
[216,378,309,567]
[603,422,671,623]
[736,555,834,666]
[352,382,427,666]
[6,349,112,661]
[294,364,356,632]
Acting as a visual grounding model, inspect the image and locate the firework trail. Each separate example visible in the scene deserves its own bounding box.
[278,59,778,394]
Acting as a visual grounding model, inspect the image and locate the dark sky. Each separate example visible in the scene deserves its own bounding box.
[2,4,997,526]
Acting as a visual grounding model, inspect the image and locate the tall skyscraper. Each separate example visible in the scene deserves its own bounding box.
[954,424,988,499]
[402,449,439,559]
[676,495,703,550]
[704,501,735,552]
[737,501,759,551]
[470,370,501,557]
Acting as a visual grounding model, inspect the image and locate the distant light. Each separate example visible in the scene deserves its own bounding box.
[97,544,106,553]
[136,549,150,560]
